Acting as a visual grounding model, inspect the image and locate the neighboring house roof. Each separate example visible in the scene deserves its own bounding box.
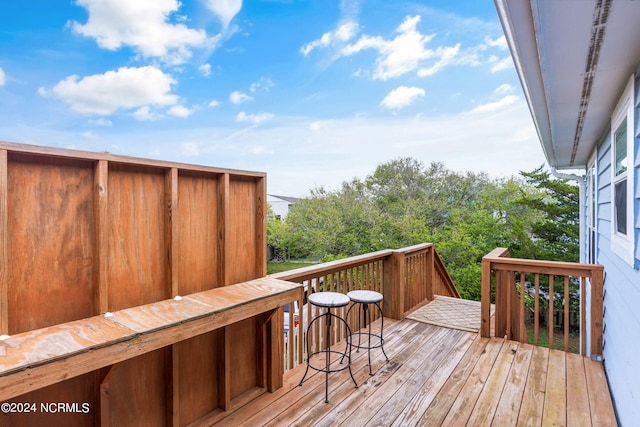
[495,0,640,169]
[267,194,301,204]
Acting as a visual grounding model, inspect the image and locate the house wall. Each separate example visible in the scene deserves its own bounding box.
[591,72,640,426]
[267,195,292,219]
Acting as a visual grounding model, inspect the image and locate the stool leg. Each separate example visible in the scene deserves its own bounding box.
[365,303,373,375]
[376,302,389,362]
[343,319,358,389]
[298,315,318,387]
[324,309,331,403]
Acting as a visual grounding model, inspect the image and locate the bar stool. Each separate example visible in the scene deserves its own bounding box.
[298,291,358,403]
[344,290,389,375]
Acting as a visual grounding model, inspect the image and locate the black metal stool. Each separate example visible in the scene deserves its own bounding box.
[298,291,358,403]
[343,290,389,375]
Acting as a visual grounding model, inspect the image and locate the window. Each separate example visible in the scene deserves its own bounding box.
[610,75,635,266]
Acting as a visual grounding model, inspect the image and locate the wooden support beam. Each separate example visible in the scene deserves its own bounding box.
[0,150,7,335]
[94,160,109,315]
[218,173,229,286]
[255,176,267,278]
[166,168,179,298]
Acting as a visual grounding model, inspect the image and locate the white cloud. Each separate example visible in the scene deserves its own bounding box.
[301,21,358,55]
[89,118,112,126]
[230,90,253,104]
[204,0,242,29]
[489,56,513,72]
[380,86,425,111]
[70,0,217,64]
[82,131,97,139]
[249,77,274,93]
[209,99,221,107]
[417,44,461,77]
[485,35,507,50]
[249,145,272,155]
[236,111,274,124]
[495,83,515,95]
[468,95,519,114]
[167,104,193,118]
[310,120,328,131]
[341,15,459,80]
[199,64,212,77]
[133,106,160,121]
[42,66,178,115]
[0,67,5,86]
[180,141,200,157]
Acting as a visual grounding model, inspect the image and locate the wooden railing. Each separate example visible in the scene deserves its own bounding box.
[271,243,459,371]
[480,248,604,358]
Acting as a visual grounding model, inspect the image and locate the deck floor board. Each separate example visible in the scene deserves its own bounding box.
[211,317,618,427]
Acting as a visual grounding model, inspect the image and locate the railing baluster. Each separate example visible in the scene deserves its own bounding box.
[506,269,512,340]
[534,273,540,346]
[520,272,526,343]
[549,274,554,350]
[564,275,570,352]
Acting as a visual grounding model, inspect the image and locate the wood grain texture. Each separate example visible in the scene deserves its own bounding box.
[7,154,95,333]
[0,150,7,335]
[107,164,167,311]
[213,319,617,427]
[177,172,220,295]
[0,278,301,401]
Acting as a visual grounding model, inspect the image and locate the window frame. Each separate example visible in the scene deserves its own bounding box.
[610,75,635,266]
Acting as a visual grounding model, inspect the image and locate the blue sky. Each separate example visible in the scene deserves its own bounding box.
[0,0,545,196]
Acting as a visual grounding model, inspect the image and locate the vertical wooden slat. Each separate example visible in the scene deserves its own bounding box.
[480,256,492,338]
[534,274,540,347]
[506,270,512,339]
[564,276,570,352]
[166,346,179,427]
[520,272,526,343]
[549,274,555,350]
[94,160,109,315]
[255,177,266,278]
[217,328,231,411]
[218,173,229,286]
[99,366,116,426]
[166,168,179,298]
[0,150,7,335]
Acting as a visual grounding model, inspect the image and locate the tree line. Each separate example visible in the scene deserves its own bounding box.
[267,157,579,301]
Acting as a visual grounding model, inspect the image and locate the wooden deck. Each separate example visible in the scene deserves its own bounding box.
[211,318,617,427]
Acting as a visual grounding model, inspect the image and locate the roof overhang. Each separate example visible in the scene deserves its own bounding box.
[495,0,640,170]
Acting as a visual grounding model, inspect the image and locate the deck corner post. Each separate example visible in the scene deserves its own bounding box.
[383,251,405,319]
[480,256,492,338]
[590,266,604,358]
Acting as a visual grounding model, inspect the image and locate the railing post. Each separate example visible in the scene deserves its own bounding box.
[481,256,492,338]
[590,266,604,358]
[383,251,405,319]
[426,246,434,301]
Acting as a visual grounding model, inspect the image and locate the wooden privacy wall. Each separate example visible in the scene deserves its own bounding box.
[0,142,267,426]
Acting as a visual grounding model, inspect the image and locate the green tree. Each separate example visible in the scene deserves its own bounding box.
[515,166,579,262]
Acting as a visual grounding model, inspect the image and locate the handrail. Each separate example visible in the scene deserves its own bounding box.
[481,248,604,358]
[269,243,460,371]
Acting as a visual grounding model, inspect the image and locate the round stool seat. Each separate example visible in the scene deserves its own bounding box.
[308,291,350,308]
[347,290,383,304]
